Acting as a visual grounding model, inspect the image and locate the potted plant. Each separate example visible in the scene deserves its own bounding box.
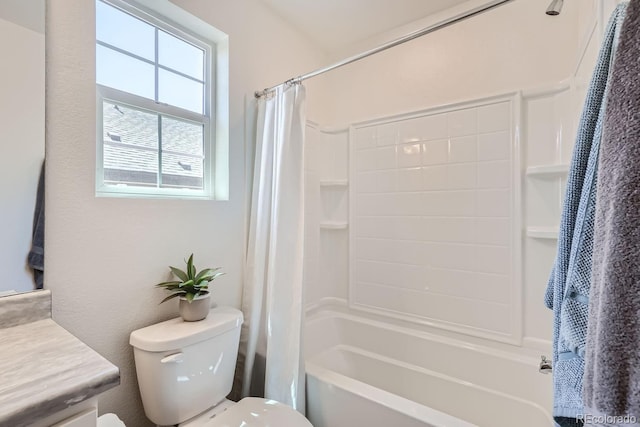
[156,254,224,321]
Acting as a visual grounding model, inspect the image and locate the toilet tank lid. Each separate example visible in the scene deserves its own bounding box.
[130,306,243,352]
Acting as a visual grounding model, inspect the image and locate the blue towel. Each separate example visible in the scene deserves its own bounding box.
[545,4,627,424]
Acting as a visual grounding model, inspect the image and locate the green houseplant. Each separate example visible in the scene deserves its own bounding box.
[156,254,224,321]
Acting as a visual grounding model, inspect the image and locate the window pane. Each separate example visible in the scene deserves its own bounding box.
[162,117,203,156]
[161,152,203,190]
[159,69,204,114]
[103,102,158,149]
[97,45,155,100]
[161,117,203,190]
[158,30,204,81]
[96,1,155,61]
[104,146,159,187]
[103,102,159,187]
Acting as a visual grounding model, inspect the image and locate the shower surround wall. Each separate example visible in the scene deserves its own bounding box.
[302,0,623,358]
[304,124,350,306]
[351,97,520,342]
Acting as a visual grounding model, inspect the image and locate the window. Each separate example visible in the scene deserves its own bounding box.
[95,0,228,199]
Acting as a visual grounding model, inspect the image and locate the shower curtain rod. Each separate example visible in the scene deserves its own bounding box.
[254,0,515,98]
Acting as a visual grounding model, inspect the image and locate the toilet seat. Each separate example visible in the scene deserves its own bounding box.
[180,397,313,427]
[97,413,126,427]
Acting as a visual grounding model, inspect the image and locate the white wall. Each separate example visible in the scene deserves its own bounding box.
[45,1,327,425]
[322,0,579,124]
[0,16,45,294]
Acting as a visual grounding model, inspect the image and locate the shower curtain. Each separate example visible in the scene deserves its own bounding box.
[239,83,306,413]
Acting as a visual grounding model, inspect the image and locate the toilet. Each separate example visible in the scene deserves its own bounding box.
[129,306,312,427]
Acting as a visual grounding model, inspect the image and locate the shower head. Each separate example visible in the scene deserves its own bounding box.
[546,0,563,16]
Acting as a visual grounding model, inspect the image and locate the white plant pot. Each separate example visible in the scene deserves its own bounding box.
[179,293,211,322]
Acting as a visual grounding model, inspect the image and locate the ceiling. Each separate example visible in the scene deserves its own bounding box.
[0,0,44,34]
[259,0,472,52]
[0,0,473,48]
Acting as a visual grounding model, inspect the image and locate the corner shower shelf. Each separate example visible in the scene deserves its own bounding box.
[320,221,349,230]
[320,179,349,187]
[526,164,569,177]
[526,226,559,239]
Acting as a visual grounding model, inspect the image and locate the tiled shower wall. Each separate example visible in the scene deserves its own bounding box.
[303,89,581,349]
[351,98,520,341]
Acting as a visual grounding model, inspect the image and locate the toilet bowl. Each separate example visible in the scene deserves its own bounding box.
[180,397,311,427]
[129,307,312,427]
[97,413,126,427]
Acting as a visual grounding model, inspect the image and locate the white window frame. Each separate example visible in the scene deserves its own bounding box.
[95,0,228,200]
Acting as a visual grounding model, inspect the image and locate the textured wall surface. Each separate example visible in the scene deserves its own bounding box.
[45,0,326,425]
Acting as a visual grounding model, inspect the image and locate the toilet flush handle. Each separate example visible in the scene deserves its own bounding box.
[160,352,184,364]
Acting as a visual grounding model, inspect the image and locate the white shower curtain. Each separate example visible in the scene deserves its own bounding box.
[239,83,306,412]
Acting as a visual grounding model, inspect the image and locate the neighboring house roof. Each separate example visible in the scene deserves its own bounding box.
[102,101,204,187]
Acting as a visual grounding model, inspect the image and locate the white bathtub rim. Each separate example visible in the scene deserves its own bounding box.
[306,298,552,358]
[306,360,477,427]
[310,344,554,426]
[307,309,543,368]
[351,302,518,345]
[306,297,348,314]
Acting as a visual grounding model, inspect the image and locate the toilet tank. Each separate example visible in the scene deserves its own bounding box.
[130,306,243,426]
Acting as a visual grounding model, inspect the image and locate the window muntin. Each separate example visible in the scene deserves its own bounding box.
[96,0,212,198]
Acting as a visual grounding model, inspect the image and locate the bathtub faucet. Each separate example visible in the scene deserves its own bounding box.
[539,355,552,374]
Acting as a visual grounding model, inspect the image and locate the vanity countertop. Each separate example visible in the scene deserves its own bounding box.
[0,292,120,427]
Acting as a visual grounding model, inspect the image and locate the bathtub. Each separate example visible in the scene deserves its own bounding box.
[305,307,553,427]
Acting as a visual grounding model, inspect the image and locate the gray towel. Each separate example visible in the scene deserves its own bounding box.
[27,161,44,289]
[584,0,640,417]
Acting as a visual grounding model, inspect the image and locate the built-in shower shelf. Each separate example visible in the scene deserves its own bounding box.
[320,221,348,230]
[320,179,349,187]
[526,164,569,177]
[526,226,559,239]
